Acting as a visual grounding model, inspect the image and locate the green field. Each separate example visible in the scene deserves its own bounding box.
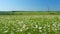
[0,15,60,34]
[0,11,60,15]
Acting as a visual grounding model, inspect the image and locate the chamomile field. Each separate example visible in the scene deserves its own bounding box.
[0,15,60,34]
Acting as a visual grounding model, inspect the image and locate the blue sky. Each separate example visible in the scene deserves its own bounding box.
[0,0,60,11]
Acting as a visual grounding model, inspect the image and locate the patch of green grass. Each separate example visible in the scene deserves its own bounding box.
[0,11,60,15]
[0,15,60,34]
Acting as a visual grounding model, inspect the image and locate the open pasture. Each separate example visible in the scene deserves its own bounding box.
[0,15,60,34]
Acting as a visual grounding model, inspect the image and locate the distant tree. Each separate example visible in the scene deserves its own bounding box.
[12,11,15,15]
[12,11,15,12]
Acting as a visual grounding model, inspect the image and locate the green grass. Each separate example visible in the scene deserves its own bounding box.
[0,11,60,15]
[0,15,60,34]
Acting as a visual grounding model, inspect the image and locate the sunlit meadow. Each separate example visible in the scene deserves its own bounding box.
[0,15,60,34]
